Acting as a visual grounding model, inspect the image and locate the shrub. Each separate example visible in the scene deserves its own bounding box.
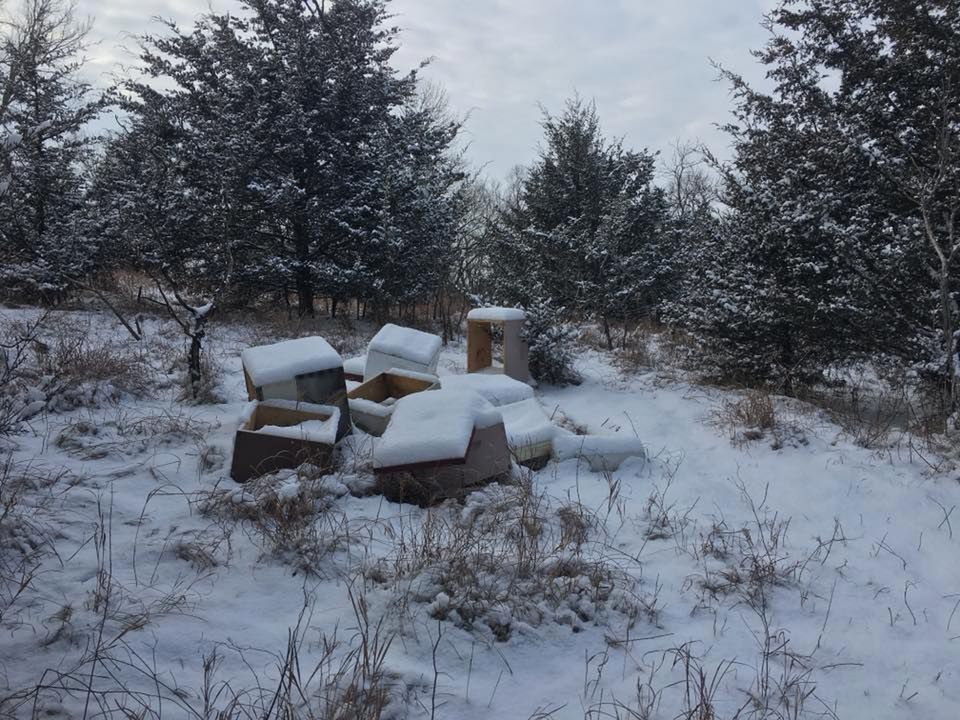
[523,299,579,385]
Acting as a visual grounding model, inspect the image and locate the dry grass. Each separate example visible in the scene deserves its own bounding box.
[688,483,799,611]
[233,309,375,361]
[199,464,352,575]
[56,407,212,460]
[708,391,778,446]
[0,455,67,629]
[365,475,644,640]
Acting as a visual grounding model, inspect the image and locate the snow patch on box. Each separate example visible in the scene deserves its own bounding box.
[255,417,339,445]
[343,354,366,377]
[467,307,526,322]
[368,324,442,366]
[499,398,556,449]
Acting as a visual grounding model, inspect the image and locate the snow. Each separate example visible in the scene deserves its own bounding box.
[348,396,393,419]
[342,354,366,376]
[240,336,342,387]
[373,389,502,468]
[190,302,214,318]
[255,417,338,444]
[552,432,645,471]
[440,373,534,406]
[5,311,960,720]
[380,367,440,384]
[498,398,555,448]
[367,323,442,366]
[467,306,527,322]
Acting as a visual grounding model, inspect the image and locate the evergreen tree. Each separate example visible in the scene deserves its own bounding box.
[491,97,667,349]
[0,0,105,300]
[678,0,956,397]
[102,0,460,320]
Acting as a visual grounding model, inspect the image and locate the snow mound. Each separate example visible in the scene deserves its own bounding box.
[373,389,502,468]
[241,336,342,387]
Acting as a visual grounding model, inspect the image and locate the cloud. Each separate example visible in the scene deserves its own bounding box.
[76,0,778,180]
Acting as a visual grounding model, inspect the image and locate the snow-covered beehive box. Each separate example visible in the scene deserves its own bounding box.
[466,307,530,383]
[553,434,646,472]
[363,324,442,381]
[230,400,339,482]
[372,389,510,504]
[241,336,351,440]
[347,368,439,436]
[499,398,556,468]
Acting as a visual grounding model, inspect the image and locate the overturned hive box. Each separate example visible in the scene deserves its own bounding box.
[466,307,530,383]
[230,400,339,483]
[241,336,351,441]
[347,369,439,436]
[364,324,442,381]
[553,434,646,472]
[372,389,510,505]
[499,398,555,469]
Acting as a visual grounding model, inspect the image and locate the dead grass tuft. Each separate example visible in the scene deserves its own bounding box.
[712,391,776,440]
[199,466,351,575]
[365,476,642,640]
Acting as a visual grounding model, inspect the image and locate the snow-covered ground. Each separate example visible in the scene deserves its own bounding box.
[1,309,958,719]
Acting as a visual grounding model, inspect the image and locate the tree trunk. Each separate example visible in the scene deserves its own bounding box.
[293,220,314,317]
[939,261,957,413]
[602,315,613,351]
[188,315,207,400]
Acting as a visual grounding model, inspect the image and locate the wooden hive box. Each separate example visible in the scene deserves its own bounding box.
[372,389,511,505]
[230,400,339,483]
[364,324,442,381]
[347,369,439,436]
[465,307,530,383]
[241,336,351,441]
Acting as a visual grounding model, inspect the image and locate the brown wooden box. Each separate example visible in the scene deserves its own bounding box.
[466,316,530,383]
[243,365,352,441]
[346,370,438,436]
[373,422,511,505]
[230,402,337,483]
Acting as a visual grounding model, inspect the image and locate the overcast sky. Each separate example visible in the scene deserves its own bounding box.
[75,0,778,181]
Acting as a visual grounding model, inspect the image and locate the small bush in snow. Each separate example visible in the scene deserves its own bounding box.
[523,299,579,386]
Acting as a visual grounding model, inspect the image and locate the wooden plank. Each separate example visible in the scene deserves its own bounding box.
[347,373,388,401]
[467,319,493,373]
[387,373,437,397]
[250,403,335,430]
[243,368,257,401]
